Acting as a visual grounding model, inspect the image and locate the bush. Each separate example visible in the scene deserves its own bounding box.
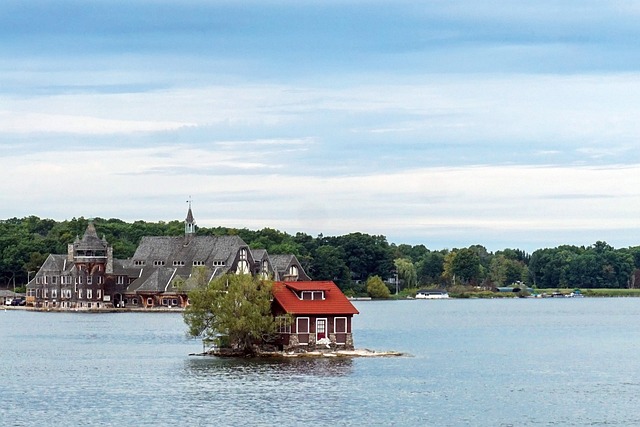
[366,275,391,299]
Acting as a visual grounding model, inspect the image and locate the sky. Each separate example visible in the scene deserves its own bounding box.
[1,0,640,253]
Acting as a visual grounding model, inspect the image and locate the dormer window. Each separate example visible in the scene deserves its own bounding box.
[213,261,226,267]
[173,261,185,266]
[300,291,324,300]
[134,260,146,266]
[153,260,165,266]
[193,261,205,266]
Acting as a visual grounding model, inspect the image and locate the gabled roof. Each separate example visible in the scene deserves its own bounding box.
[272,281,359,316]
[270,254,310,281]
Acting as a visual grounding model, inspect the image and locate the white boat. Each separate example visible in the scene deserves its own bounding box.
[415,290,449,299]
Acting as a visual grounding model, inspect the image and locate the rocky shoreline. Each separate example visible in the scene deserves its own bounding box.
[190,348,406,358]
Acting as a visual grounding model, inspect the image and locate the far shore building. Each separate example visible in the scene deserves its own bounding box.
[26,205,310,310]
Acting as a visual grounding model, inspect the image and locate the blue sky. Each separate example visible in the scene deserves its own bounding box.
[1,1,640,252]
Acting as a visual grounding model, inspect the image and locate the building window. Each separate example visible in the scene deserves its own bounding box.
[87,276,92,285]
[213,261,226,267]
[78,290,83,299]
[300,291,324,300]
[51,289,57,298]
[98,276,103,284]
[276,316,291,334]
[193,261,205,266]
[173,261,185,266]
[154,260,165,266]
[134,260,146,266]
[44,276,48,284]
[52,276,57,284]
[87,289,93,299]
[117,276,124,285]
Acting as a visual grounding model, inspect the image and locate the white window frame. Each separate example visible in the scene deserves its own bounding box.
[334,317,348,344]
[296,317,310,345]
[316,318,328,341]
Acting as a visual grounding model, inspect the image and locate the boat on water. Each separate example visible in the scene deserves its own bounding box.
[415,289,449,299]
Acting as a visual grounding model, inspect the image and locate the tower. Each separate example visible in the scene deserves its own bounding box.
[185,198,196,242]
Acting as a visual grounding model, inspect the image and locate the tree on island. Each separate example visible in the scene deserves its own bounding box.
[183,273,277,355]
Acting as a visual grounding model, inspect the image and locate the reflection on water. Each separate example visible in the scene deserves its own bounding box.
[184,355,354,379]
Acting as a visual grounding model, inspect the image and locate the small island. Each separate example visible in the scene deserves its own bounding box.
[184,273,402,358]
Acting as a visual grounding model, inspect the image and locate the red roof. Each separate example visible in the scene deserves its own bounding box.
[272,281,359,316]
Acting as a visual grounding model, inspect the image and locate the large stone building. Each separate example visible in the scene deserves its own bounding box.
[26,206,310,310]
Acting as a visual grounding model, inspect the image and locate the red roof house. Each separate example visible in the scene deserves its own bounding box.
[271,281,359,351]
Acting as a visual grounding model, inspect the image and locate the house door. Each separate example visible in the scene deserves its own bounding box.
[296,318,309,345]
[316,318,327,341]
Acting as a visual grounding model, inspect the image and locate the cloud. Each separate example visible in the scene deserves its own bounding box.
[0,111,193,135]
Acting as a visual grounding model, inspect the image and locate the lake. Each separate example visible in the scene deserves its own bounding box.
[2,298,640,426]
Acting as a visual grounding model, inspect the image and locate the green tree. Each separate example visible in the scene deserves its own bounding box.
[449,248,481,285]
[366,275,391,299]
[394,258,417,290]
[183,274,276,354]
[416,251,445,286]
[310,245,350,287]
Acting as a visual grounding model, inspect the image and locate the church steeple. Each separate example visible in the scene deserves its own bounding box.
[185,198,196,238]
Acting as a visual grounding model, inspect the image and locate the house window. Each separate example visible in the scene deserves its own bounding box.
[87,289,93,299]
[213,261,226,267]
[154,260,165,266]
[173,261,185,266]
[44,276,48,284]
[288,266,299,279]
[146,298,153,306]
[300,291,324,300]
[87,276,92,285]
[52,276,57,284]
[51,289,57,298]
[43,289,48,298]
[117,276,124,285]
[98,276,103,284]
[296,317,310,345]
[276,316,291,334]
[78,289,83,299]
[193,261,205,266]
[36,277,41,285]
[134,260,146,266]
[97,289,101,299]
[334,317,348,344]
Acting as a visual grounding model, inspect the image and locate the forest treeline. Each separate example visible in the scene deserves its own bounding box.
[2,216,640,293]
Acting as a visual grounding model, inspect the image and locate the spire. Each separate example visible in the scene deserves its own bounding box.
[185,197,196,237]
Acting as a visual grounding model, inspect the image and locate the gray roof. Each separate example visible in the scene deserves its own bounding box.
[132,235,247,265]
[74,222,108,252]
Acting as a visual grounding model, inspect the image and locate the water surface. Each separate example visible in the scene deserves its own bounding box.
[2,299,640,426]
